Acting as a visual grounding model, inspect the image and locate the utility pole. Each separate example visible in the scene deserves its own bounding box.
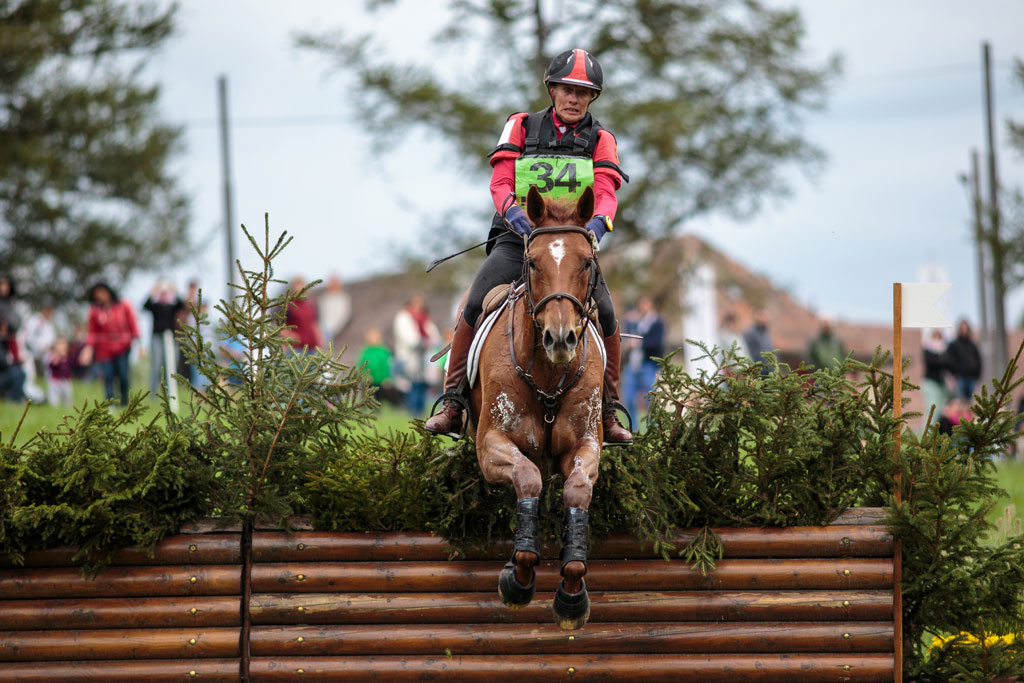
[218,75,236,288]
[969,149,989,358]
[982,42,1008,374]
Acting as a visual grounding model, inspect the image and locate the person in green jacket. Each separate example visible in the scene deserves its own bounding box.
[807,317,848,372]
[357,328,401,405]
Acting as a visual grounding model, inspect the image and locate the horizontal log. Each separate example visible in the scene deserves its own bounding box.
[177,517,314,534]
[0,627,239,662]
[0,659,240,682]
[831,507,887,526]
[0,566,241,600]
[249,621,893,656]
[251,525,892,563]
[0,596,241,631]
[250,590,892,625]
[250,558,891,594]
[0,535,241,569]
[248,654,895,682]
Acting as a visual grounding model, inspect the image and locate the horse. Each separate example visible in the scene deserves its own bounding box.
[471,185,606,630]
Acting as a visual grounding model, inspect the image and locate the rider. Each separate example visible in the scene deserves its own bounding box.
[424,48,632,444]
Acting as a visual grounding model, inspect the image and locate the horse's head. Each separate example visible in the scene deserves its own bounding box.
[523,185,598,365]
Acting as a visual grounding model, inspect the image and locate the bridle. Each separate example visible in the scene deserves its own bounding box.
[506,224,602,454]
[522,225,600,328]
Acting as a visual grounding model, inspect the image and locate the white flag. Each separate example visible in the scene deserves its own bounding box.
[900,282,952,328]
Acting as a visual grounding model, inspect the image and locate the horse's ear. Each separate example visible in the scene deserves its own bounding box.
[526,186,545,223]
[576,185,595,223]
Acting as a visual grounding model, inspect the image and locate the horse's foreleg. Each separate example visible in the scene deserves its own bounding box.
[553,438,600,630]
[479,430,543,606]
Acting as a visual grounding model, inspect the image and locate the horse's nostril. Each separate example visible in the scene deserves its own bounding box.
[543,329,555,348]
[566,330,578,347]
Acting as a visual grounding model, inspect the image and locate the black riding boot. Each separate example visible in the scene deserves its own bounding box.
[602,326,633,444]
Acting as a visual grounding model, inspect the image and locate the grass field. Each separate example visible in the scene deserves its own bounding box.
[0,372,418,446]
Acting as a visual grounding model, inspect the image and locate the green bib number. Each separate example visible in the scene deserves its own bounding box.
[514,156,594,207]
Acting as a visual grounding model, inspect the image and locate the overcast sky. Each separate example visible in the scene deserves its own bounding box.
[143,0,1024,329]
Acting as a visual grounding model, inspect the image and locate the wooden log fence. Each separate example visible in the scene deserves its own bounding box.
[0,509,897,681]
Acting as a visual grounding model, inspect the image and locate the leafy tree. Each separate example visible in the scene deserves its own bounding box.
[296,0,840,242]
[0,0,189,306]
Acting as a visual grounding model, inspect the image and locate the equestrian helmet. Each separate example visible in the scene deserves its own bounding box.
[544,49,602,98]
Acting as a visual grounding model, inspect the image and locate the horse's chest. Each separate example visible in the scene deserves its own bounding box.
[482,384,601,456]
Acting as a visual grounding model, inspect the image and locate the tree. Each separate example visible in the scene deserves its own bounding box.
[296,0,840,242]
[0,0,189,307]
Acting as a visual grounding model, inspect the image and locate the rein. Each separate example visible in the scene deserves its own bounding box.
[506,225,601,457]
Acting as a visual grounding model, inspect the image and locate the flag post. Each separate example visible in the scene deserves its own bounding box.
[892,282,903,682]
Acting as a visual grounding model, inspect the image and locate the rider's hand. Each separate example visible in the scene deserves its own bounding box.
[586,215,610,243]
[504,205,532,236]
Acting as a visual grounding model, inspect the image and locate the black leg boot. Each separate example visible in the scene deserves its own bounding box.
[553,507,590,629]
[498,497,540,608]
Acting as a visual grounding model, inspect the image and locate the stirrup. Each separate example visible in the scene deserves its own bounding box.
[426,390,471,440]
[602,399,634,447]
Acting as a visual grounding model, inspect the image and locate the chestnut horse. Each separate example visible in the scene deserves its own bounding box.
[472,185,605,630]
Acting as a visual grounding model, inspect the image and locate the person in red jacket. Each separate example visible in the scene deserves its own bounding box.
[79,282,140,406]
[425,48,632,444]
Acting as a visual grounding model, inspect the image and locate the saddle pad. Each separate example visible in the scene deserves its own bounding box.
[465,288,606,389]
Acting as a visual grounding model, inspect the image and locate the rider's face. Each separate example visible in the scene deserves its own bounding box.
[549,84,595,124]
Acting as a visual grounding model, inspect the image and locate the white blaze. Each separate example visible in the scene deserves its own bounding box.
[549,239,566,268]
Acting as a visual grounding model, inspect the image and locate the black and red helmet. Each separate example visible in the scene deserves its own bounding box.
[544,49,603,98]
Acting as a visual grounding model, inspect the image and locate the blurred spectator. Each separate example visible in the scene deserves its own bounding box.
[622,295,665,421]
[79,282,140,406]
[68,321,94,380]
[318,273,352,350]
[922,329,950,423]
[46,337,74,407]
[0,275,43,402]
[717,311,748,362]
[0,316,26,402]
[143,279,184,393]
[393,294,441,416]
[938,396,973,436]
[743,309,774,374]
[357,327,402,406]
[24,302,58,383]
[0,275,23,333]
[946,318,982,401]
[284,276,325,353]
[176,279,201,384]
[807,317,847,372]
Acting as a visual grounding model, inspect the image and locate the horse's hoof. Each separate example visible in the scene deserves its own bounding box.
[498,561,536,609]
[553,579,590,630]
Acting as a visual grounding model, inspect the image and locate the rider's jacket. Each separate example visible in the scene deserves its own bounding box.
[486,107,627,249]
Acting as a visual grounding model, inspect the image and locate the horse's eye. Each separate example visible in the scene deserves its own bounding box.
[528,260,538,270]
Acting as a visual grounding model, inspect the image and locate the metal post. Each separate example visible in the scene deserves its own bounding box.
[982,43,1008,374]
[970,149,990,368]
[218,75,236,287]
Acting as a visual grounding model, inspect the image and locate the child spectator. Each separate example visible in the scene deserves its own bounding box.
[46,337,74,407]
